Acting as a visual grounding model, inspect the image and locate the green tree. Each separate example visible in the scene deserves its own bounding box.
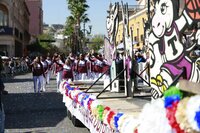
[67,0,89,27]
[64,16,75,36]
[39,33,60,55]
[39,33,53,51]
[27,33,59,56]
[88,34,104,52]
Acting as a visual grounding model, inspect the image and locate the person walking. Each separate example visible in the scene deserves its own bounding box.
[53,54,64,92]
[77,54,87,80]
[29,56,44,93]
[102,57,110,80]
[62,59,73,82]
[94,54,103,79]
[40,56,48,92]
[46,55,52,84]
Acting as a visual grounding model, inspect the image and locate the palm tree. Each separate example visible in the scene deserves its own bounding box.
[65,0,90,54]
[67,0,89,27]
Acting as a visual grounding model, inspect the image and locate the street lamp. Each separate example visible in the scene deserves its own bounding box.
[82,23,92,52]
[75,24,80,54]
[83,23,92,37]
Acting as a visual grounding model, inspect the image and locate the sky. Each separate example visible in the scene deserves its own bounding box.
[43,0,136,35]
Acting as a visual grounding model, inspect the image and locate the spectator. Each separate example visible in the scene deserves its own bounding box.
[135,51,146,63]
[0,56,8,94]
[9,58,15,75]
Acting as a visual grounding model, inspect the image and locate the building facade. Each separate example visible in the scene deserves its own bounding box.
[116,1,148,50]
[0,0,30,57]
[25,0,43,37]
[116,7,147,49]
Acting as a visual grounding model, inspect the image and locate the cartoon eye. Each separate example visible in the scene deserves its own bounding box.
[160,3,167,15]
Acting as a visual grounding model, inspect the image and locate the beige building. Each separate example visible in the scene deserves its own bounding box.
[116,7,147,49]
[116,0,150,50]
[25,0,43,37]
[0,0,30,57]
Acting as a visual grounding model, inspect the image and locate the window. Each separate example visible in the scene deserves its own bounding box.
[15,28,19,37]
[137,28,139,42]
[0,4,8,26]
[140,35,144,41]
[134,36,137,42]
[20,32,23,40]
[0,10,4,25]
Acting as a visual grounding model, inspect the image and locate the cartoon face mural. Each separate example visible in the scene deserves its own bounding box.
[152,0,174,38]
[104,3,119,64]
[106,3,119,44]
[149,0,200,99]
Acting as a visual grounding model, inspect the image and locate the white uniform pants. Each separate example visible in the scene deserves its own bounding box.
[33,75,43,93]
[56,71,63,91]
[46,70,52,84]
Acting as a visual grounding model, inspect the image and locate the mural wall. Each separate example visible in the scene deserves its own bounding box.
[149,0,200,99]
[104,3,119,65]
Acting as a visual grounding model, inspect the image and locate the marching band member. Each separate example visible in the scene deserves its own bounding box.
[77,54,87,80]
[62,59,73,82]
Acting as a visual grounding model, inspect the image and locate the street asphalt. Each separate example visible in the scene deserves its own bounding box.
[2,72,89,133]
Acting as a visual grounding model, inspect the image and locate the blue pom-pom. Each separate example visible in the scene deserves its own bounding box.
[164,95,180,108]
[114,113,123,130]
[87,97,95,106]
[195,109,200,129]
[78,92,83,97]
[81,94,89,106]
[67,86,73,90]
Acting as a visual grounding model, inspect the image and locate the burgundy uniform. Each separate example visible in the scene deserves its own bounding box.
[94,59,103,73]
[62,64,73,80]
[77,59,87,73]
[102,59,110,75]
[55,60,63,73]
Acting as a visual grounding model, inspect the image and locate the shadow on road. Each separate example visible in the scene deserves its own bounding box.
[3,78,33,83]
[2,92,67,129]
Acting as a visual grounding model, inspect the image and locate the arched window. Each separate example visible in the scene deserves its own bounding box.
[0,4,8,26]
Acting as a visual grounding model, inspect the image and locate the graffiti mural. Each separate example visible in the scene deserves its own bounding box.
[104,2,119,64]
[104,3,119,92]
[149,0,200,99]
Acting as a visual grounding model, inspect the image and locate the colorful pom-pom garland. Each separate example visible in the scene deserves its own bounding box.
[59,80,200,133]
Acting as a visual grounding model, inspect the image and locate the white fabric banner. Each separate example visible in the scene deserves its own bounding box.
[62,95,114,133]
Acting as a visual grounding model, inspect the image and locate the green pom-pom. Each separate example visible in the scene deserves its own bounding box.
[164,86,183,99]
[97,105,104,121]
[97,105,104,111]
